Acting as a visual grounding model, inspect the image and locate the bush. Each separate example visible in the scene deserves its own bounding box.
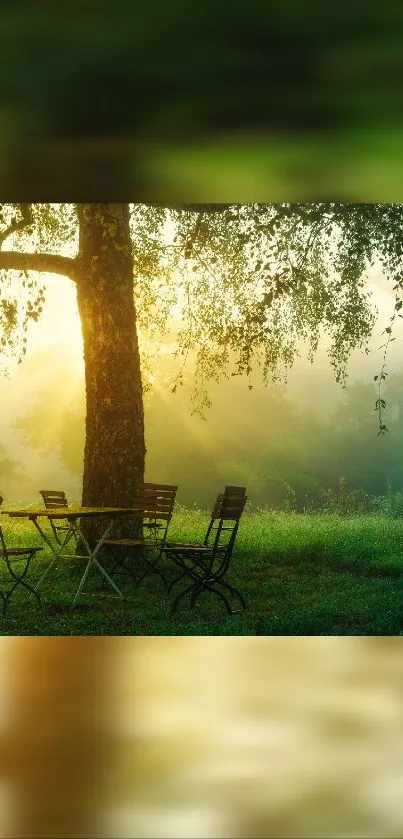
[318,478,377,515]
[372,491,403,518]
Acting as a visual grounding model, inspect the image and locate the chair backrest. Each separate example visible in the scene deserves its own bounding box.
[39,490,68,509]
[133,483,178,521]
[203,492,247,575]
[203,486,247,552]
[212,485,246,512]
[223,486,247,498]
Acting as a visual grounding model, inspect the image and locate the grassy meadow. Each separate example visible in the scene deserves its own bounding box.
[1,506,403,635]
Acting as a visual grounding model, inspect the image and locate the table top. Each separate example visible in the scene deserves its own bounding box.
[1,506,149,520]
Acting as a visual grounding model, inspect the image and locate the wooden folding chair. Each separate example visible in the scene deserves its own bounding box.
[162,487,247,615]
[39,490,79,548]
[0,517,42,613]
[103,483,178,590]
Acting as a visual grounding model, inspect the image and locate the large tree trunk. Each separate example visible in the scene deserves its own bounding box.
[75,204,145,537]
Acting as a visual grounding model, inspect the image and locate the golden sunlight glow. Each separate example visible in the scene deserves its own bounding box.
[25,275,83,369]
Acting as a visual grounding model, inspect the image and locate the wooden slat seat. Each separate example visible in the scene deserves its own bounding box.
[103,483,178,590]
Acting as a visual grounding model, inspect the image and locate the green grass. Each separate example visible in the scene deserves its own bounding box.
[1,509,403,635]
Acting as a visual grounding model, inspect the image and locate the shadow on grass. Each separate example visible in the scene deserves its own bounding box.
[1,511,403,635]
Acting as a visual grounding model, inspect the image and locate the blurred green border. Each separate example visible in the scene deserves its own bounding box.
[3,127,403,202]
[139,129,403,203]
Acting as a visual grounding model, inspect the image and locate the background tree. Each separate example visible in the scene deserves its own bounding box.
[327,381,393,496]
[0,442,27,500]
[11,361,403,512]
[2,201,400,512]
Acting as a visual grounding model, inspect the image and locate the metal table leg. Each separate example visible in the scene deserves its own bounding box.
[69,519,125,608]
[33,518,76,591]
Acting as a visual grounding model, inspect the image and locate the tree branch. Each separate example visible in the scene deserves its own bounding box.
[184,213,204,259]
[0,251,77,280]
[0,204,33,246]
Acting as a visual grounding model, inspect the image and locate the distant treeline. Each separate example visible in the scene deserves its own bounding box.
[4,372,403,511]
[145,374,403,511]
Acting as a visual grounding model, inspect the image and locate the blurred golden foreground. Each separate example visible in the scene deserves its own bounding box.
[0,637,402,838]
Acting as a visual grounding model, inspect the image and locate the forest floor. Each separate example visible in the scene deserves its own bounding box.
[1,510,403,635]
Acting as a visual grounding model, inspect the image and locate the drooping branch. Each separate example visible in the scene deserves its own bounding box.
[0,203,33,246]
[184,213,203,259]
[0,251,77,280]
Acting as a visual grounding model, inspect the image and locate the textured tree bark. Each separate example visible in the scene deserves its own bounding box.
[75,204,145,537]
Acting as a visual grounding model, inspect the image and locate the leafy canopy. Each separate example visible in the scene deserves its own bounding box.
[1,202,402,412]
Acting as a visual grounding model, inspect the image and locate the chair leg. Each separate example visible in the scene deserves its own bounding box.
[108,550,133,579]
[103,547,168,591]
[133,551,168,592]
[135,564,168,591]
[170,581,198,615]
[3,580,42,614]
[2,555,42,613]
[167,571,189,593]
[99,549,137,589]
[170,577,233,616]
[190,582,203,608]
[212,577,247,610]
[195,580,233,615]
